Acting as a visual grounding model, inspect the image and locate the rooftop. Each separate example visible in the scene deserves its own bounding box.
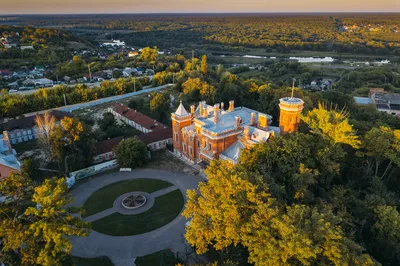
[0,134,20,172]
[220,140,245,164]
[0,110,72,131]
[175,101,189,117]
[136,128,172,145]
[95,136,124,155]
[199,107,272,135]
[354,96,374,105]
[112,103,167,131]
[279,97,305,105]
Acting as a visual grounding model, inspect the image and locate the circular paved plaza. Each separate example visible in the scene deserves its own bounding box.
[69,168,203,266]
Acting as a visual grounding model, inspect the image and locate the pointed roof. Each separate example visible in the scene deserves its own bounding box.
[175,101,189,116]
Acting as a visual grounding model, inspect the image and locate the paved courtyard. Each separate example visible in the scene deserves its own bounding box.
[69,168,203,266]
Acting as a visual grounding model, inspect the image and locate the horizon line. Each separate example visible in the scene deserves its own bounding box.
[1,11,400,16]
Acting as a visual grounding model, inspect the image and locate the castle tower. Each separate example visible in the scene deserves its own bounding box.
[171,101,193,156]
[279,81,304,134]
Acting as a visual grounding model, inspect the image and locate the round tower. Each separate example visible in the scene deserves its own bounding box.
[279,97,304,134]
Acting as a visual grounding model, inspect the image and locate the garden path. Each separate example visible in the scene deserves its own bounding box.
[69,168,204,266]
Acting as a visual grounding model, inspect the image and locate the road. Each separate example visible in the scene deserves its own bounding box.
[10,76,154,96]
[23,83,173,116]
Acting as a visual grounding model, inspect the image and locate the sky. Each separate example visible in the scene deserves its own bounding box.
[1,0,399,14]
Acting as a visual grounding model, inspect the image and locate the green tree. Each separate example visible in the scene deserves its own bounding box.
[115,138,148,168]
[369,205,400,265]
[357,126,400,181]
[21,158,40,181]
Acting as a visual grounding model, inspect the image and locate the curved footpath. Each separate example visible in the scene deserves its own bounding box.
[69,168,203,266]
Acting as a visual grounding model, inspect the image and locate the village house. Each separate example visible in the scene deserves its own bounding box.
[1,110,72,144]
[171,96,304,164]
[136,127,172,151]
[354,88,400,116]
[93,136,124,164]
[22,78,54,89]
[128,51,139,57]
[0,134,20,180]
[108,103,168,133]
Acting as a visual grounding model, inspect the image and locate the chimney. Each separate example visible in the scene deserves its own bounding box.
[243,127,251,141]
[199,102,203,116]
[220,102,224,111]
[2,131,13,153]
[250,112,256,126]
[235,116,241,127]
[228,100,235,112]
[213,104,220,124]
[258,114,268,129]
[202,103,208,118]
[190,105,195,114]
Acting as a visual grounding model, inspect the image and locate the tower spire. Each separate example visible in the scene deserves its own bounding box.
[291,78,296,98]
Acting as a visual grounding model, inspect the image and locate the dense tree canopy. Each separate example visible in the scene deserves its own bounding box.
[115,138,148,168]
[0,174,89,266]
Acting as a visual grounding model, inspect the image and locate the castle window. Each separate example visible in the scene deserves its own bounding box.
[189,147,192,155]
[175,133,178,141]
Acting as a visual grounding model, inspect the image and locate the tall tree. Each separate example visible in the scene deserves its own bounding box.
[201,55,208,76]
[302,103,361,148]
[35,112,56,159]
[357,126,400,181]
[183,160,376,266]
[149,92,170,121]
[0,174,89,266]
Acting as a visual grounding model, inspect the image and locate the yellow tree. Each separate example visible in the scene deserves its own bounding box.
[201,55,208,76]
[0,175,89,266]
[140,46,158,63]
[60,117,84,143]
[183,160,377,266]
[243,204,376,266]
[183,160,276,253]
[301,103,361,148]
[35,112,56,159]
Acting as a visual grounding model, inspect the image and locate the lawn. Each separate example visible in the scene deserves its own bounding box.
[135,250,179,266]
[70,256,114,266]
[91,189,184,236]
[83,179,173,217]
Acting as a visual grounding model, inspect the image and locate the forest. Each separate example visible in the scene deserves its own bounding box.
[0,14,400,266]
[13,14,400,55]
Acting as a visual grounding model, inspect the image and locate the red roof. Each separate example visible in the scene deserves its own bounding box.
[111,103,167,131]
[136,128,172,145]
[95,136,124,155]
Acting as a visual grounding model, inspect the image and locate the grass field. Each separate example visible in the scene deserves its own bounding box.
[91,189,184,236]
[83,179,173,217]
